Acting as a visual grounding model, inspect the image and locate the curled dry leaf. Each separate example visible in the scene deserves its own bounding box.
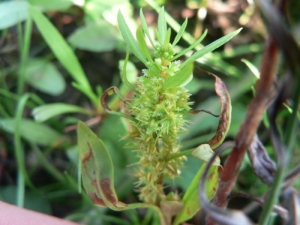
[248,135,276,184]
[199,147,253,225]
[281,188,300,225]
[196,68,231,150]
[101,86,135,121]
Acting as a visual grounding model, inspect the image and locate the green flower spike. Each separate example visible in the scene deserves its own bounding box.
[111,8,241,205]
[78,6,242,225]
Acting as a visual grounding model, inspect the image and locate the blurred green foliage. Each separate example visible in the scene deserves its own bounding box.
[0,0,299,224]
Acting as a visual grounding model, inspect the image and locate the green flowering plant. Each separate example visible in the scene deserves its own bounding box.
[78,7,241,225]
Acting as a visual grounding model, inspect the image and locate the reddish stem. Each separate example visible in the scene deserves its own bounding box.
[205,39,279,225]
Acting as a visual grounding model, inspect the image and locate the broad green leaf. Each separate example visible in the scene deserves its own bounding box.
[136,27,153,62]
[29,6,96,103]
[163,63,193,89]
[77,121,127,209]
[29,0,73,11]
[181,28,242,68]
[32,103,91,122]
[117,11,147,65]
[0,119,62,146]
[192,144,221,166]
[24,59,65,96]
[158,7,167,45]
[172,18,187,47]
[174,164,220,225]
[0,1,28,30]
[68,22,118,52]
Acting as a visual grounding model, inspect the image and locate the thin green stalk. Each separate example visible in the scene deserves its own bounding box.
[0,103,10,117]
[17,16,33,95]
[259,72,300,225]
[141,208,155,225]
[30,143,65,182]
[14,94,31,207]
[258,167,285,225]
[285,72,300,154]
[167,148,194,161]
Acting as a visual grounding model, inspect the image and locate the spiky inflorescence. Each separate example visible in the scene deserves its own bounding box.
[126,43,192,204]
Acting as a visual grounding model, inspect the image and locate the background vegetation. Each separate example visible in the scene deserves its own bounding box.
[0,0,299,224]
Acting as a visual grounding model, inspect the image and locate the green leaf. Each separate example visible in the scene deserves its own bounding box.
[29,0,73,11]
[77,121,127,209]
[117,11,147,65]
[32,103,91,122]
[140,8,155,48]
[0,186,51,214]
[29,6,96,103]
[24,59,66,96]
[181,28,242,68]
[163,63,194,89]
[172,18,187,47]
[158,7,167,45]
[119,52,138,91]
[241,58,260,78]
[173,30,207,60]
[136,27,153,62]
[174,164,220,225]
[68,22,118,52]
[192,144,221,166]
[0,118,62,146]
[0,1,28,30]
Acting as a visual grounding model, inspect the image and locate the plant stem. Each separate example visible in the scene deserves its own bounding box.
[14,94,31,207]
[17,16,32,95]
[206,38,279,225]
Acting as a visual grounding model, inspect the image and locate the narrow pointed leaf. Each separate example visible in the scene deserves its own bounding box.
[32,103,91,122]
[182,28,242,68]
[140,8,155,48]
[29,6,93,98]
[117,11,147,65]
[163,28,171,48]
[163,63,193,89]
[174,163,220,225]
[241,58,260,78]
[158,7,167,45]
[136,27,153,62]
[0,118,61,146]
[172,18,188,47]
[173,30,207,60]
[77,121,127,209]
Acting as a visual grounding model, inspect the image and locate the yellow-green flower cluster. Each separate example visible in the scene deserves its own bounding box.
[127,44,192,204]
